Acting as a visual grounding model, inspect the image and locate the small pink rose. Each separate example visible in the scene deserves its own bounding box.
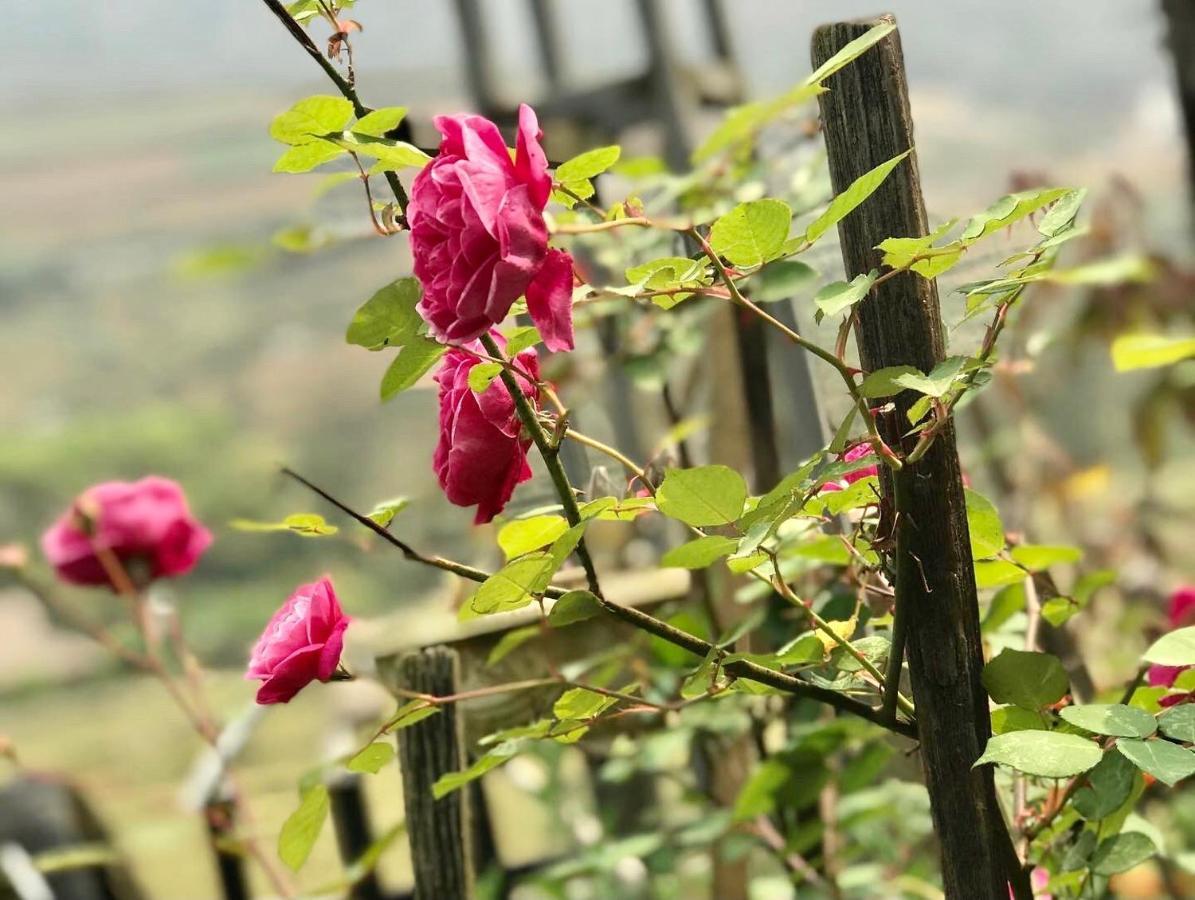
[433,337,540,524]
[820,443,879,493]
[409,103,575,352]
[41,477,211,589]
[247,577,350,704]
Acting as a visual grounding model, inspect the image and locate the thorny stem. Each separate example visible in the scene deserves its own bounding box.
[259,0,410,220]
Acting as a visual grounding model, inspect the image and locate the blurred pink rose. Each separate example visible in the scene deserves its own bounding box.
[821,443,879,493]
[409,103,575,352]
[1147,586,1195,706]
[246,577,350,704]
[41,477,211,589]
[434,338,541,524]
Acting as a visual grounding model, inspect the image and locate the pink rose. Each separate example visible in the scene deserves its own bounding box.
[408,103,575,352]
[434,338,541,524]
[41,477,212,589]
[246,577,350,704]
[820,443,879,493]
[1147,586,1195,706]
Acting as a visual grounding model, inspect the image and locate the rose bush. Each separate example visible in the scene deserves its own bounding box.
[40,476,211,589]
[246,576,350,704]
[409,104,575,352]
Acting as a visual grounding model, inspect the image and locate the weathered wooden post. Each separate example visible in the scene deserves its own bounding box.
[395,647,475,900]
[327,774,385,900]
[1163,0,1195,230]
[811,16,1027,899]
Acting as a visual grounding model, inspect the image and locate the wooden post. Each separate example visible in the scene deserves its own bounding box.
[204,797,249,900]
[811,17,1027,899]
[1163,0,1195,230]
[328,774,385,900]
[396,647,476,900]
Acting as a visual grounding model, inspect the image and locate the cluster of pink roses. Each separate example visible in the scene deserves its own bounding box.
[41,477,349,705]
[410,104,576,524]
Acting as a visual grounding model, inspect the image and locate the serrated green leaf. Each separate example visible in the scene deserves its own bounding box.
[1060,705,1156,739]
[278,784,329,871]
[467,362,504,393]
[346,278,424,350]
[805,20,896,86]
[982,648,1068,710]
[1142,626,1195,667]
[709,199,792,268]
[367,497,409,528]
[346,742,395,774]
[1091,832,1156,876]
[1010,544,1082,571]
[553,687,618,721]
[1115,738,1195,786]
[991,705,1049,734]
[469,555,556,615]
[959,188,1072,243]
[498,515,569,559]
[1073,749,1138,821]
[965,489,1004,560]
[379,339,446,400]
[656,465,748,527]
[661,535,739,569]
[556,145,621,182]
[1111,334,1195,372]
[1158,705,1195,742]
[974,731,1102,778]
[547,590,602,627]
[270,96,354,145]
[230,513,338,537]
[379,700,440,733]
[432,741,523,799]
[805,151,909,243]
[325,132,432,169]
[503,325,541,356]
[351,106,408,138]
[273,139,345,173]
[975,559,1027,589]
[814,271,877,318]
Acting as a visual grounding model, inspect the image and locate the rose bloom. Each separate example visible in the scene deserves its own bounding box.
[41,477,212,589]
[1147,586,1195,707]
[820,443,879,493]
[246,577,350,704]
[435,338,540,524]
[408,103,575,352]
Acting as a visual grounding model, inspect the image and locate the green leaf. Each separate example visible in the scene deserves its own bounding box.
[553,687,618,721]
[708,199,792,268]
[346,278,425,350]
[556,145,621,182]
[1115,738,1195,786]
[432,741,523,799]
[548,590,602,627]
[805,20,896,86]
[504,326,541,356]
[959,188,1072,243]
[230,513,338,537]
[981,649,1069,710]
[278,784,329,871]
[379,700,440,733]
[351,106,408,137]
[274,139,345,173]
[498,515,569,559]
[1038,188,1086,237]
[732,758,790,821]
[974,731,1102,778]
[1158,705,1195,743]
[1061,830,1098,871]
[379,339,446,400]
[466,362,503,393]
[661,535,739,569]
[1060,705,1157,739]
[270,96,354,145]
[1073,749,1138,821]
[470,555,557,615]
[814,272,877,318]
[487,625,540,666]
[1091,832,1157,876]
[804,151,909,243]
[1111,334,1195,371]
[1142,626,1195,667]
[975,559,1027,589]
[1010,544,1082,571]
[324,132,432,170]
[1041,596,1081,627]
[346,742,395,774]
[858,365,921,399]
[982,582,1025,634]
[367,497,409,528]
[991,705,1049,735]
[860,357,971,399]
[965,489,1005,560]
[656,465,748,527]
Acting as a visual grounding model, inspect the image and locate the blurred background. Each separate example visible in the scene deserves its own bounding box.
[2,0,1194,896]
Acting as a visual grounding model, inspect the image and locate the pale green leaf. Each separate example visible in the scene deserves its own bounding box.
[1158,705,1195,743]
[1116,738,1195,786]
[965,488,1004,560]
[278,785,329,871]
[805,21,896,86]
[270,96,354,145]
[346,278,424,350]
[467,362,503,393]
[1142,626,1195,667]
[656,465,748,527]
[379,339,446,400]
[661,535,739,569]
[1111,334,1195,372]
[547,590,602,627]
[230,513,338,537]
[974,731,1102,778]
[556,145,621,182]
[1010,544,1082,571]
[804,151,909,243]
[273,139,345,173]
[367,497,409,528]
[351,106,408,138]
[498,515,569,559]
[1060,704,1156,739]
[814,271,877,318]
[346,742,395,774]
[709,199,792,268]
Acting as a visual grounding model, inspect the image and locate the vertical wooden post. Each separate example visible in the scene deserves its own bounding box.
[396,647,476,900]
[811,17,1027,899]
[1163,0,1195,230]
[204,797,249,900]
[327,773,385,900]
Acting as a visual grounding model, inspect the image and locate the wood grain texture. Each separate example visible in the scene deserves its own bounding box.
[396,647,475,900]
[811,16,1028,899]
